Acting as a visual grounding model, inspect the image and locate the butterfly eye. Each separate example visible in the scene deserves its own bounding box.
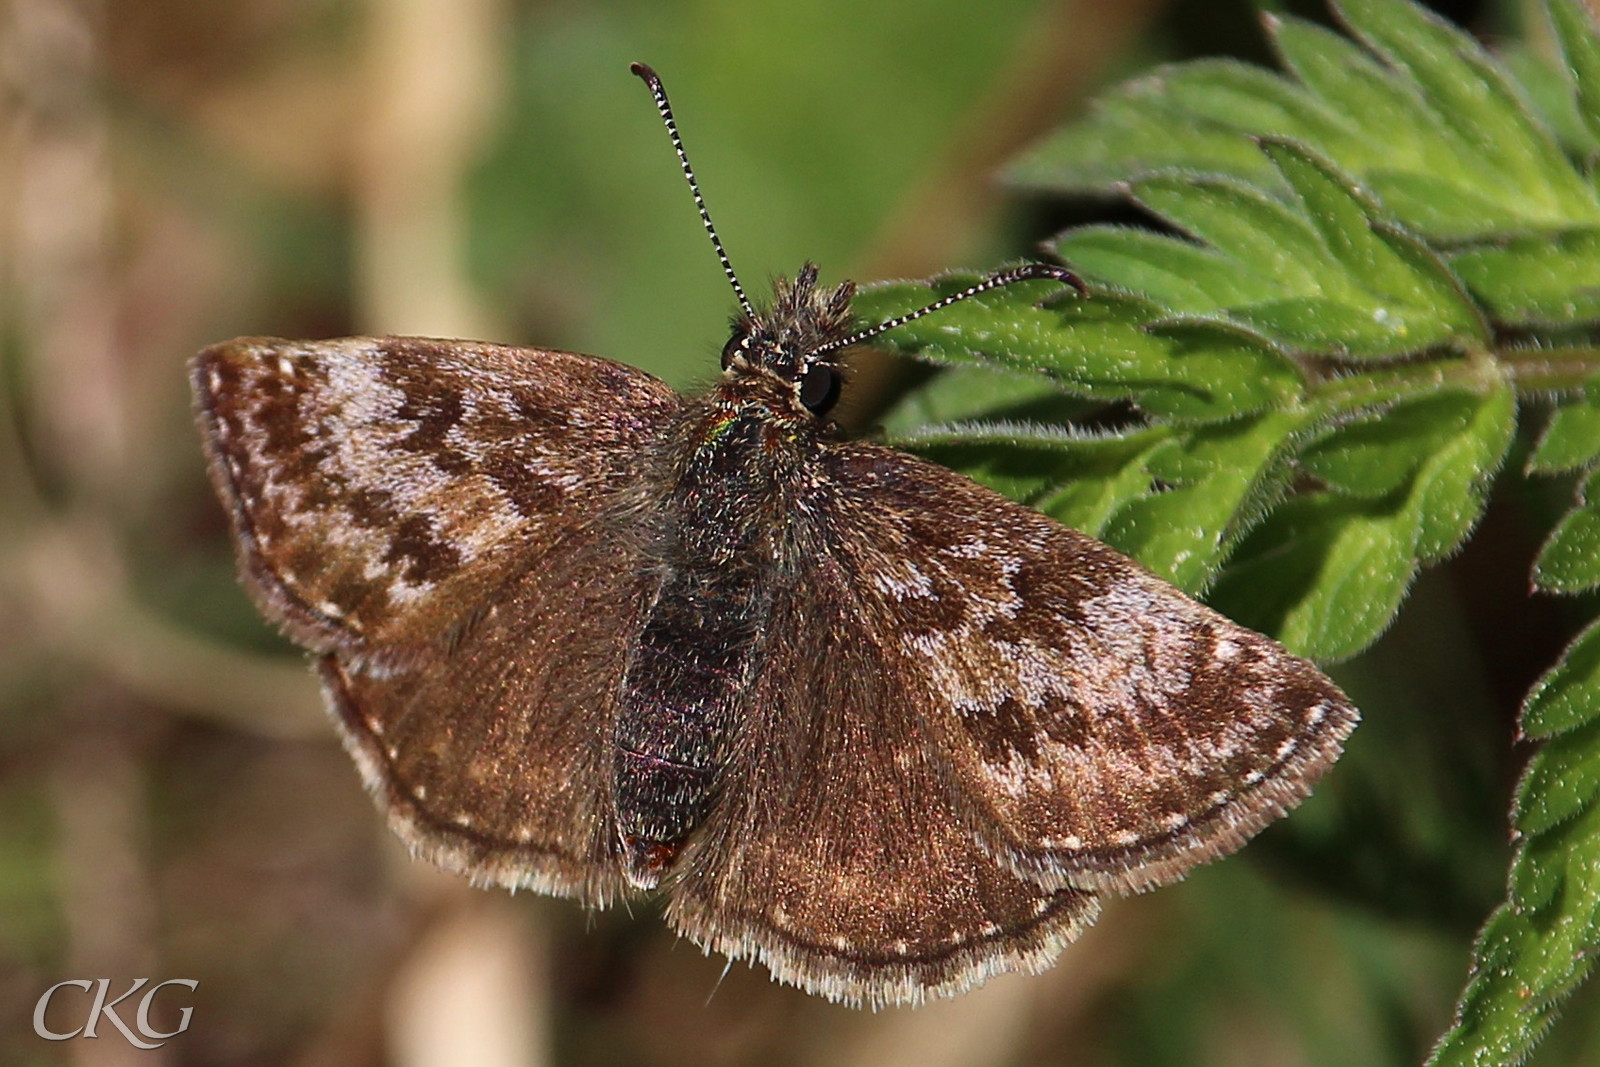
[720,335,745,368]
[797,364,841,415]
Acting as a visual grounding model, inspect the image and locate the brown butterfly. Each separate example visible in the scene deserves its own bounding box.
[191,63,1356,1008]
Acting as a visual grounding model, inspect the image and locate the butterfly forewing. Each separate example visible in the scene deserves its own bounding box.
[817,442,1359,895]
[193,336,680,663]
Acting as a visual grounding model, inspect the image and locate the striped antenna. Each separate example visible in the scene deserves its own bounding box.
[630,63,755,318]
[811,264,1086,358]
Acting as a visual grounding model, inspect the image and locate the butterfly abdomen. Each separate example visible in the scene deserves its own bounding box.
[611,402,796,889]
[613,563,769,888]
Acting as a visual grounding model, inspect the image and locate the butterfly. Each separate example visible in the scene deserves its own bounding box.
[191,62,1356,1008]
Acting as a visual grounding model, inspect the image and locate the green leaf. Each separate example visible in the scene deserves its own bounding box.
[1449,228,1600,326]
[1269,13,1443,175]
[1229,296,1426,354]
[1208,490,1416,660]
[1209,380,1511,655]
[854,276,1302,423]
[1408,380,1515,562]
[1022,1,1600,241]
[1102,408,1310,591]
[1054,225,1274,313]
[1006,70,1281,194]
[1431,615,1600,1065]
[1533,468,1600,593]
[1269,11,1524,236]
[899,422,1172,538]
[1364,169,1542,239]
[1529,373,1600,473]
[1103,146,1485,357]
[1302,392,1487,497]
[1336,0,1600,227]
[1265,141,1439,311]
[1030,433,1169,537]
[1146,59,1371,166]
[1549,0,1600,150]
[879,364,1084,433]
[1130,173,1335,293]
[1260,138,1485,343]
[1515,719,1600,835]
[1503,43,1600,160]
[1523,618,1600,737]
[1429,830,1600,1067]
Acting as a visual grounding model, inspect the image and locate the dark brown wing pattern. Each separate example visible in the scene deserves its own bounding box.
[814,441,1358,897]
[193,336,679,666]
[194,336,681,903]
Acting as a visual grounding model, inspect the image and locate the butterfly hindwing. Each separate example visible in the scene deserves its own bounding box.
[319,524,654,906]
[666,556,1098,1008]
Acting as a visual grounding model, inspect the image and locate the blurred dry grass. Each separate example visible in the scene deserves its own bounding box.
[0,0,1550,1063]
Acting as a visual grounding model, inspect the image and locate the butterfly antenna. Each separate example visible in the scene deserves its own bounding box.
[630,62,755,318]
[812,263,1086,358]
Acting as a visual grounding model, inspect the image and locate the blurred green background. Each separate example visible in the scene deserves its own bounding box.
[4,0,1596,1063]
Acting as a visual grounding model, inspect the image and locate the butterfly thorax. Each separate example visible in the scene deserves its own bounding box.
[610,268,853,889]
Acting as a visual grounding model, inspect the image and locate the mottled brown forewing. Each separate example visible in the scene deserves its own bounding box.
[193,337,679,664]
[815,442,1357,895]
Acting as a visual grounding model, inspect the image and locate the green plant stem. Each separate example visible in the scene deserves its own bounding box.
[1497,345,1600,392]
[1302,342,1599,421]
[1307,348,1503,415]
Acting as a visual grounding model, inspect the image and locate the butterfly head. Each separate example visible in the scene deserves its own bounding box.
[720,263,855,418]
